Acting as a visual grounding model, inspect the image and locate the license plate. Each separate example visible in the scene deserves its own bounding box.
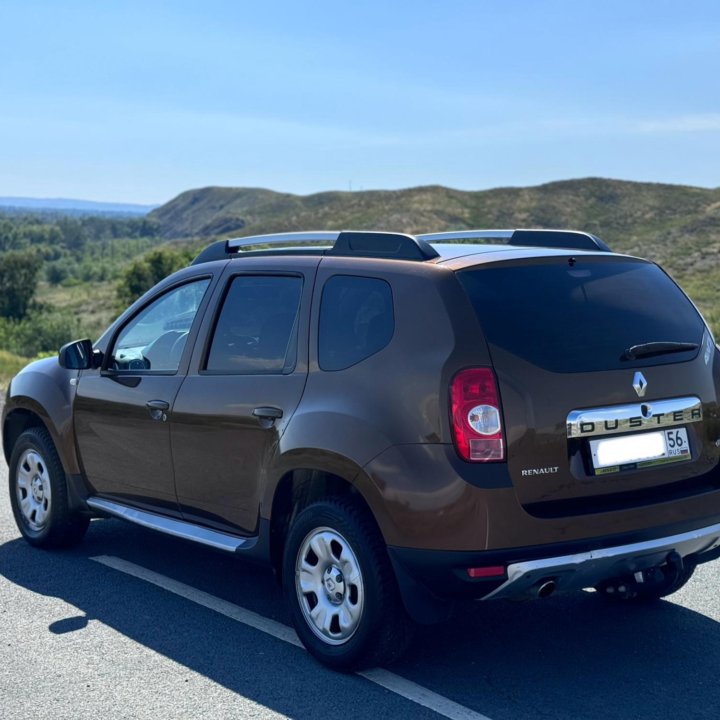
[590,428,690,475]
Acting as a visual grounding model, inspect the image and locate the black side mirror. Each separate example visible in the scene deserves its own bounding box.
[58,338,100,370]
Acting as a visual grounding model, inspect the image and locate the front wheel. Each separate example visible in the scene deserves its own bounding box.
[9,427,89,548]
[282,497,414,671]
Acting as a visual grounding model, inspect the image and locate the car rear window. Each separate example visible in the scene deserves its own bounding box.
[457,257,705,373]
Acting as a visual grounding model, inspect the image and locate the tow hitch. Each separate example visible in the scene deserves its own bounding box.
[597,551,686,600]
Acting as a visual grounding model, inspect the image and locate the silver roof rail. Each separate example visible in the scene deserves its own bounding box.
[191,227,611,265]
[418,228,611,252]
[192,230,440,265]
[417,230,514,242]
[226,231,340,250]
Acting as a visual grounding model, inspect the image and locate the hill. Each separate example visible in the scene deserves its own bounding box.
[150,178,720,329]
[150,178,719,265]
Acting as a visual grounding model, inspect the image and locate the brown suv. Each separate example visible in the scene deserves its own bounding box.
[4,228,720,670]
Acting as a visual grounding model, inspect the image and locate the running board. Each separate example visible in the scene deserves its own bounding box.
[86,497,256,553]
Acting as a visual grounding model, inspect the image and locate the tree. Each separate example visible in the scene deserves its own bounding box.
[0,249,42,319]
[116,247,193,307]
[0,220,23,252]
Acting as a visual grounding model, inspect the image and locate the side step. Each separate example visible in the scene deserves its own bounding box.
[86,497,256,553]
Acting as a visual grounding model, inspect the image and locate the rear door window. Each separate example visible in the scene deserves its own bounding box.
[458,258,704,373]
[206,275,302,374]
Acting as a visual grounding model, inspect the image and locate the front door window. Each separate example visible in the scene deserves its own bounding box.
[111,279,210,372]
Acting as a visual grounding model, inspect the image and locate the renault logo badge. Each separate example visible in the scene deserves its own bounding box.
[633,371,648,398]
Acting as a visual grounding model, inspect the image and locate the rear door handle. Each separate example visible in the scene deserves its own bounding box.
[253,406,283,428]
[146,399,170,421]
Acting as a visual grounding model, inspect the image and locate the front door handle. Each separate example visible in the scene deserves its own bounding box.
[146,399,169,421]
[253,406,283,428]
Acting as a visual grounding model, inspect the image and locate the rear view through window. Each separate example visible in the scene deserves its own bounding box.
[458,258,705,373]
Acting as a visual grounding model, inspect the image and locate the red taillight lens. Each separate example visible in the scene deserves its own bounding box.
[467,566,506,579]
[450,367,505,462]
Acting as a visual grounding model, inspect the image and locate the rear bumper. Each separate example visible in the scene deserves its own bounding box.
[483,520,720,600]
[388,518,720,622]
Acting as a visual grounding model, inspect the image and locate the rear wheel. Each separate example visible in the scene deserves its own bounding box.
[9,427,89,548]
[282,496,414,671]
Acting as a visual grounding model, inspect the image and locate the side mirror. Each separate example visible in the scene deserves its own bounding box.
[58,338,101,370]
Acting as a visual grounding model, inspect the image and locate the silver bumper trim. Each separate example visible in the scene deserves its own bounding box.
[483,521,720,600]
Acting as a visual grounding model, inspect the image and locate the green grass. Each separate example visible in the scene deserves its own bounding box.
[0,283,120,391]
[0,349,30,391]
[674,269,720,337]
[36,280,119,342]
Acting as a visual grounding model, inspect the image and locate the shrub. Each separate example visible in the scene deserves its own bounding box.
[116,246,193,307]
[0,311,82,358]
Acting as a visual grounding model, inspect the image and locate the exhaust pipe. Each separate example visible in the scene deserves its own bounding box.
[537,580,556,599]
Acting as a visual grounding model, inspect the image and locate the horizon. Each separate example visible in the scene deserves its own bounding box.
[2,174,720,210]
[2,1,719,204]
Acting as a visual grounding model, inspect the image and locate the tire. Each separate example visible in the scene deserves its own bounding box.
[596,560,696,602]
[282,496,415,671]
[9,427,90,548]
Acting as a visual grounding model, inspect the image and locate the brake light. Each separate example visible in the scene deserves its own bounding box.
[450,367,505,462]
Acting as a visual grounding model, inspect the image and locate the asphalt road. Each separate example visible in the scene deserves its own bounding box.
[2,421,720,719]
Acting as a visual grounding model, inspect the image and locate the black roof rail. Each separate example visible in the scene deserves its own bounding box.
[328,231,438,260]
[192,240,232,265]
[191,230,439,265]
[417,229,611,252]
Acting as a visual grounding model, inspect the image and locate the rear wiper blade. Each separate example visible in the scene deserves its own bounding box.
[622,341,699,360]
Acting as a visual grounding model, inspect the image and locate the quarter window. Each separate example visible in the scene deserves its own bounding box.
[206,275,303,374]
[319,275,394,371]
[111,278,210,372]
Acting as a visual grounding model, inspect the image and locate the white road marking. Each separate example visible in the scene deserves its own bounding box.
[91,555,493,720]
[91,555,302,646]
[358,668,492,720]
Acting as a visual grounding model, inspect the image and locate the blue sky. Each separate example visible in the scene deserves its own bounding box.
[1,0,719,203]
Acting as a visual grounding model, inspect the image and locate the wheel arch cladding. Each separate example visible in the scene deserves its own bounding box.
[268,466,383,580]
[3,408,49,466]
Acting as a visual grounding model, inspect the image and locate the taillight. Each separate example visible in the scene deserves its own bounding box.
[450,367,505,462]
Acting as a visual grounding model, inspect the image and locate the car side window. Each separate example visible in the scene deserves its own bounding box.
[206,275,303,374]
[319,275,394,371]
[111,278,210,372]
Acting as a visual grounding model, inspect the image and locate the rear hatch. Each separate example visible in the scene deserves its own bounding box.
[457,254,720,516]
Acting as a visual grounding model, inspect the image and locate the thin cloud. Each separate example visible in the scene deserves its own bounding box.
[636,114,720,133]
